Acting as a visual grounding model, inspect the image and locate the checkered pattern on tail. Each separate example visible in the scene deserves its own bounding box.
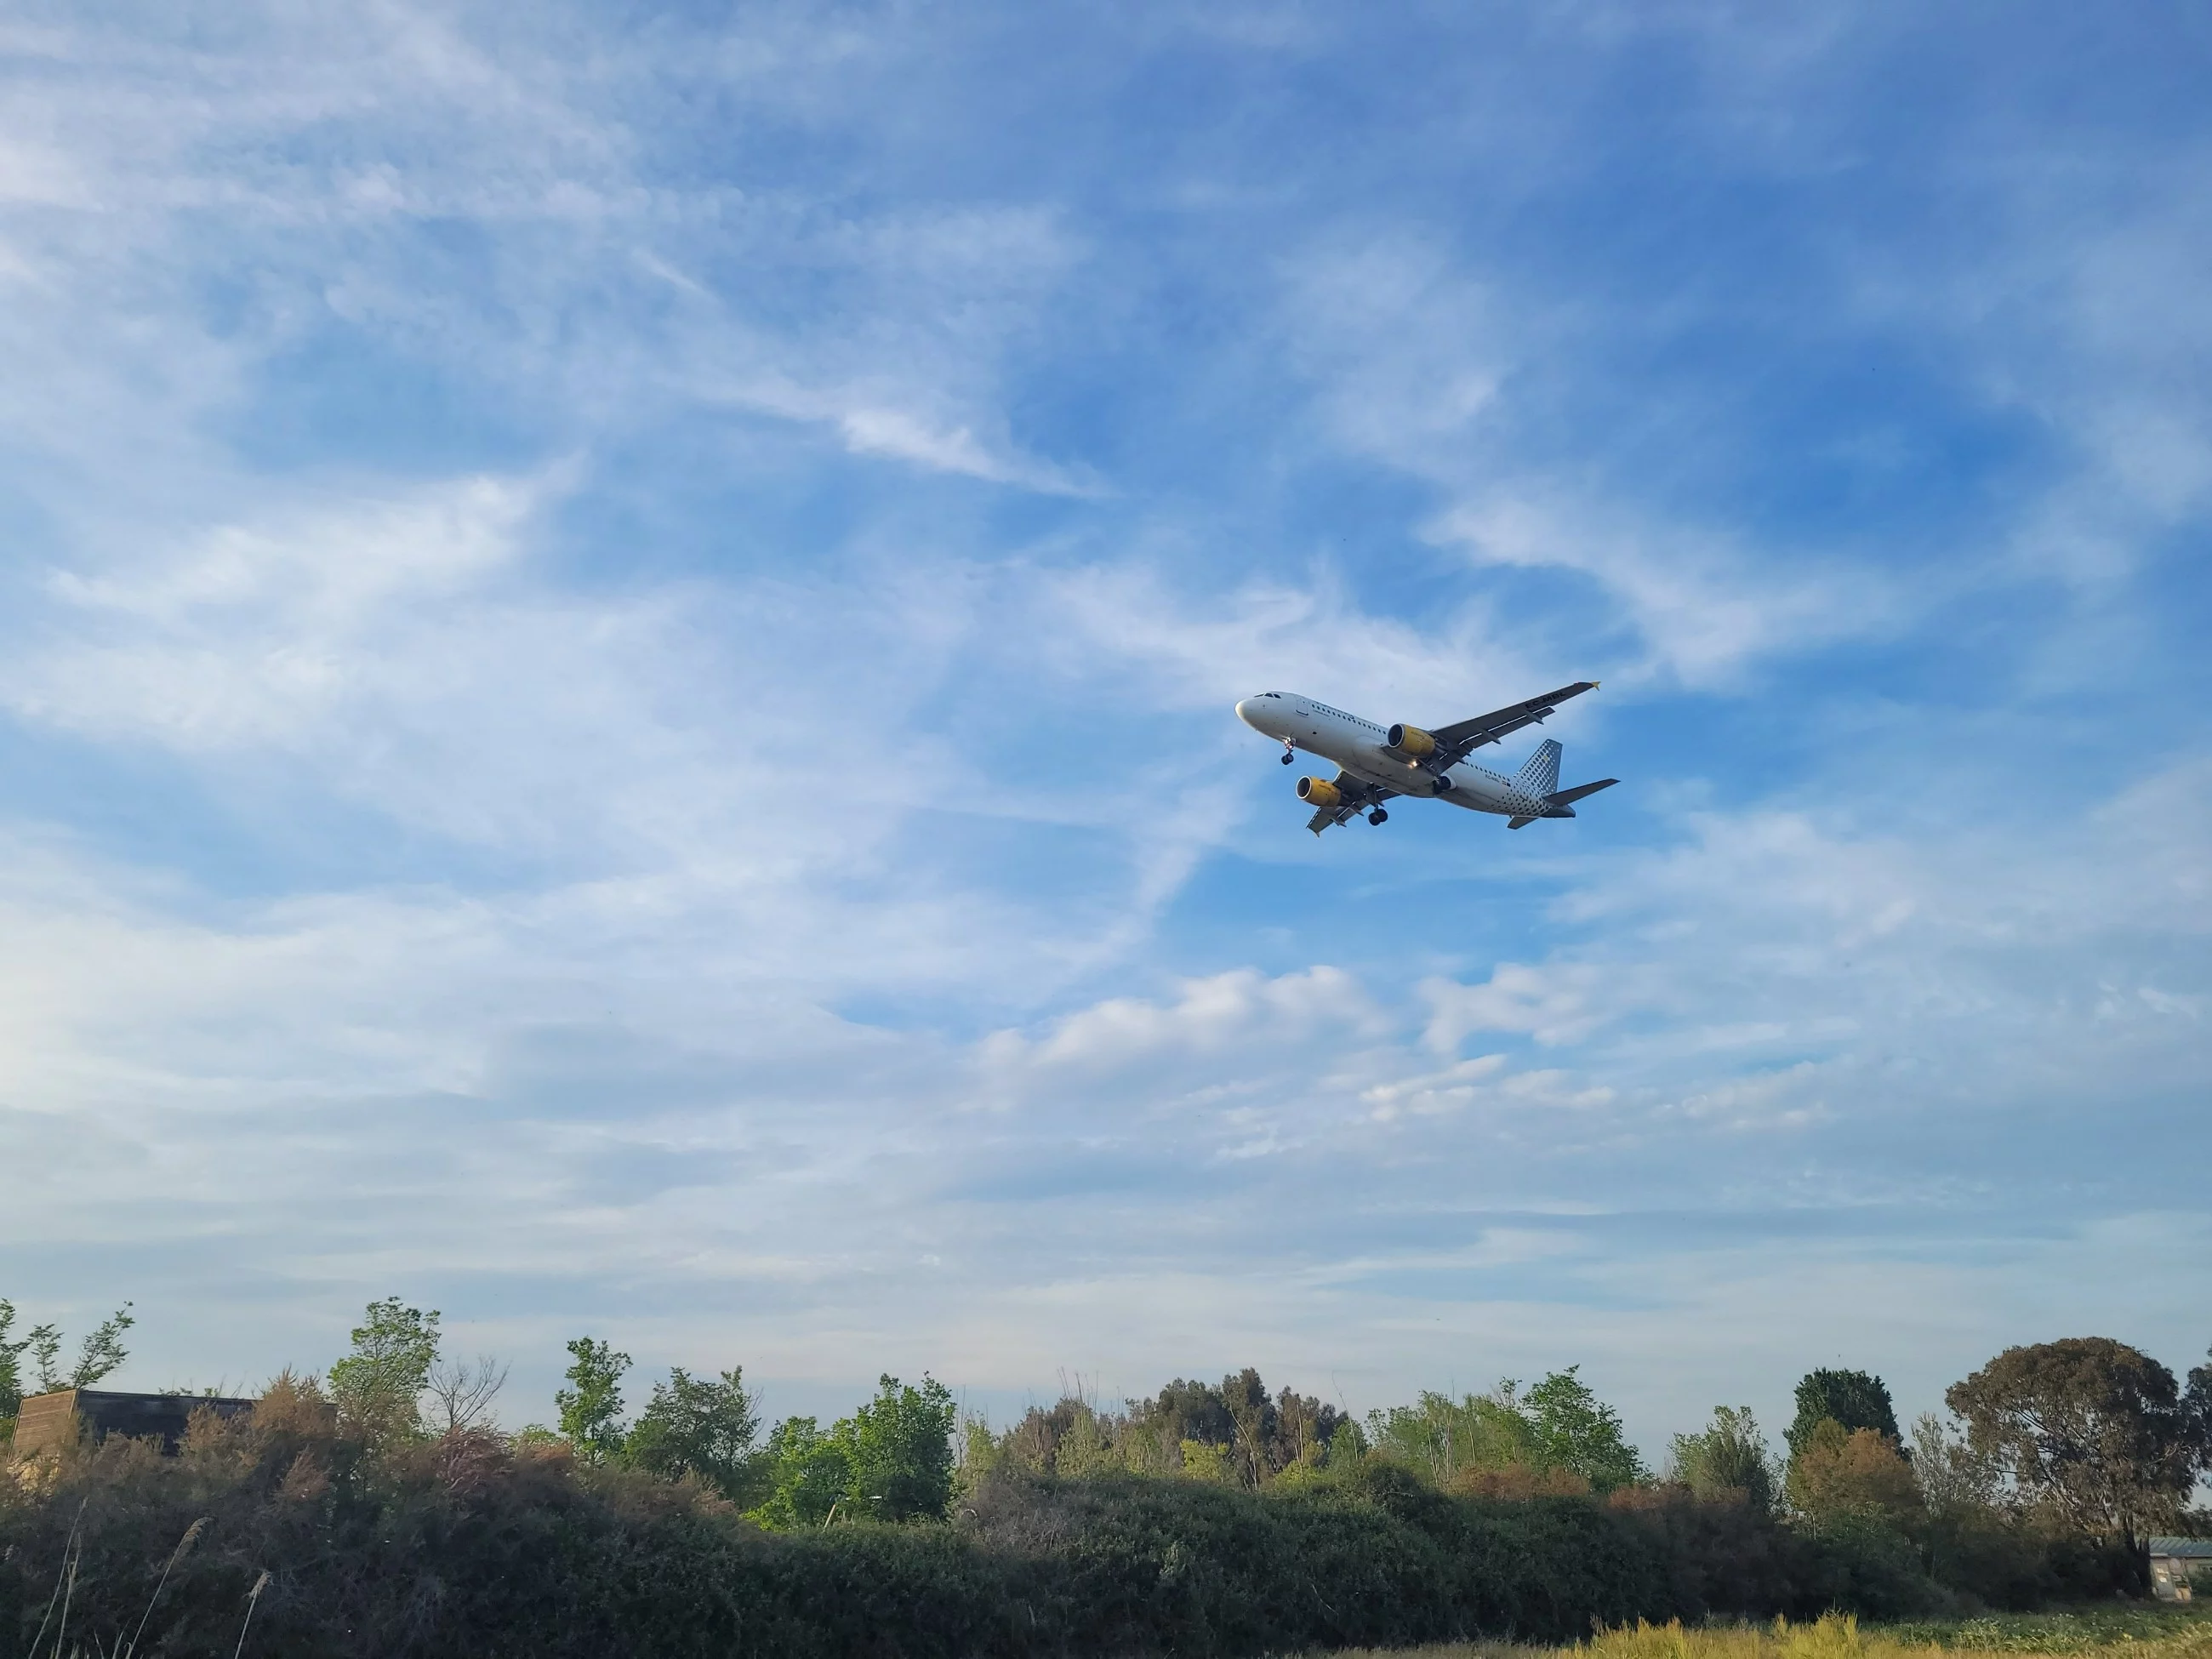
[1514,738,1561,797]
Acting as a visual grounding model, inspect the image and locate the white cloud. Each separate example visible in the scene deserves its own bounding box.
[1665,1062,1829,1133]
[1422,962,1619,1050]
[0,5,1092,512]
[1274,234,1903,686]
[1426,493,1887,688]
[11,476,542,750]
[1029,559,1545,720]
[984,966,1380,1075]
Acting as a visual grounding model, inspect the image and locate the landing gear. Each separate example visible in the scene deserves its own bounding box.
[1280,743,1296,765]
[1369,808,1388,825]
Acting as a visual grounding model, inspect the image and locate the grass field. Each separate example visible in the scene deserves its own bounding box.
[1317,1606,2212,1659]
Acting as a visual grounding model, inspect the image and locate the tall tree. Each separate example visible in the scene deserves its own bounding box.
[1525,1366,1646,1491]
[1365,1386,1535,1483]
[625,1365,762,1502]
[1269,1382,1349,1474]
[1910,1411,2000,1512]
[2186,1348,2212,1478]
[1787,1369,1901,1458]
[1787,1420,1921,1521]
[0,1302,29,1417]
[749,1416,852,1528]
[328,1298,441,1448]
[835,1373,958,1521]
[1669,1405,1778,1510]
[27,1322,60,1393]
[69,1304,135,1388]
[1143,1377,1236,1448]
[425,1354,508,1435]
[555,1337,631,1462]
[1946,1337,2196,1545]
[1219,1368,1278,1488]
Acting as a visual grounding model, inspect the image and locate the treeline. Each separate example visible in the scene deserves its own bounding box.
[2,1297,2209,1658]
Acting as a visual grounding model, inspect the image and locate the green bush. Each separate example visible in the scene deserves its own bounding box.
[0,1421,2008,1659]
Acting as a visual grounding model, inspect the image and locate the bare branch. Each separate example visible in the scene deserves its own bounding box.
[425,1354,509,1435]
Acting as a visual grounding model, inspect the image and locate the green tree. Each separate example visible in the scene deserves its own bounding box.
[1787,1369,1901,1459]
[1946,1337,2197,1545]
[69,1304,134,1388]
[1365,1386,1535,1483]
[1180,1438,1237,1483]
[0,1302,29,1418]
[953,1413,1004,1495]
[1787,1418,1921,1522]
[555,1337,630,1462]
[1327,1417,1367,1469]
[833,1373,958,1521]
[27,1322,60,1393]
[1669,1405,1778,1510]
[1219,1368,1277,1488]
[749,1416,853,1528]
[624,1365,762,1502]
[1525,1366,1645,1491]
[1270,1382,1352,1474]
[1909,1411,1999,1512]
[2185,1348,2212,1478]
[328,1298,441,1447]
[1051,1402,1118,1479]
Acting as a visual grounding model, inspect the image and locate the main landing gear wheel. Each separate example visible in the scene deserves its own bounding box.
[1369,809,1388,824]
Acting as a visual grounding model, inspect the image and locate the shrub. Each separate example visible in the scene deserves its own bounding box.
[0,1430,1973,1658]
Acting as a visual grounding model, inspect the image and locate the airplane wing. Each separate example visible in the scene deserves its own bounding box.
[1427,681,1599,765]
[1307,768,1399,835]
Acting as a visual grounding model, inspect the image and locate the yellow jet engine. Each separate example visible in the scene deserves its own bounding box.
[1386,723,1438,759]
[1296,776,1343,810]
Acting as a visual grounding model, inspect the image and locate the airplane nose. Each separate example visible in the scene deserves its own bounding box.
[1234,698,1256,727]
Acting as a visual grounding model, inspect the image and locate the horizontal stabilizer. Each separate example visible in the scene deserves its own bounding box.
[1546,778,1617,807]
[1507,814,1536,830]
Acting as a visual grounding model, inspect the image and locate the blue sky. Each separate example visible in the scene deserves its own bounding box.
[1,1,2206,1454]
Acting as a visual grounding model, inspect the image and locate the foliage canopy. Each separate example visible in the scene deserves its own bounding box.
[1787,1371,1901,1460]
[1672,1405,1779,1511]
[328,1298,440,1448]
[624,1365,762,1503]
[1945,1337,2198,1543]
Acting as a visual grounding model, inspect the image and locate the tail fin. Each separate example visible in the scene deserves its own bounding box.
[1515,738,1561,796]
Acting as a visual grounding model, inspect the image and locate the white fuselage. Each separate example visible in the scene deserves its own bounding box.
[1234,692,1555,818]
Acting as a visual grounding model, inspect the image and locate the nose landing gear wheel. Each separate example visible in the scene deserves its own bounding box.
[1280,744,1296,765]
[1369,809,1388,824]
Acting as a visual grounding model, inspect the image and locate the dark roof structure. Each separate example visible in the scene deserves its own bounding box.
[12,1388,257,1459]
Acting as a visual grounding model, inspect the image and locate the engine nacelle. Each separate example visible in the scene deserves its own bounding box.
[1297,776,1343,810]
[1387,723,1438,759]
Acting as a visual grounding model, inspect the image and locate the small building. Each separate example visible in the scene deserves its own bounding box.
[2149,1536,2212,1603]
[11,1388,258,1460]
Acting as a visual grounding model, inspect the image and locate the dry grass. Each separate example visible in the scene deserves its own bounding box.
[1314,1608,2212,1659]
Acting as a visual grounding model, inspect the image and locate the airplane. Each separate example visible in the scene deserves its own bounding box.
[1234,681,1617,835]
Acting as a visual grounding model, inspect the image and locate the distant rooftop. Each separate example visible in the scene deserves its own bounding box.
[11,1388,257,1459]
